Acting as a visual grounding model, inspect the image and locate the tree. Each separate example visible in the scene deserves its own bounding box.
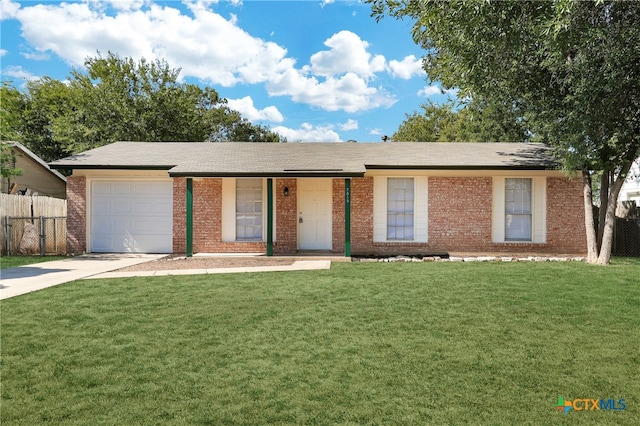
[1,83,24,181]
[393,98,528,142]
[0,141,21,183]
[368,0,640,264]
[4,52,283,162]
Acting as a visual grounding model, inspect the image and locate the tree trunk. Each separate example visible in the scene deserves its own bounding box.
[596,146,639,265]
[597,171,609,250]
[597,161,634,265]
[582,170,599,264]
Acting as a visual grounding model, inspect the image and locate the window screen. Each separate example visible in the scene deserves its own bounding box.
[505,178,532,241]
[387,178,414,240]
[236,179,263,240]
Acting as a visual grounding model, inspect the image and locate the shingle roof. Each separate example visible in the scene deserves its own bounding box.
[49,141,557,177]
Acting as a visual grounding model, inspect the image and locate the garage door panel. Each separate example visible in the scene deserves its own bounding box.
[91,236,113,252]
[133,200,173,216]
[91,180,173,253]
[131,218,171,234]
[92,199,113,213]
[113,201,133,214]
[91,217,114,234]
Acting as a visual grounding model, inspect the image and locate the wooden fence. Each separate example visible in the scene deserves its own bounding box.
[1,194,67,255]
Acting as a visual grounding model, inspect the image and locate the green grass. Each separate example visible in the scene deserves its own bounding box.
[2,259,639,425]
[0,255,69,269]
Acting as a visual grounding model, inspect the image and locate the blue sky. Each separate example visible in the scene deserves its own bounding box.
[1,0,457,142]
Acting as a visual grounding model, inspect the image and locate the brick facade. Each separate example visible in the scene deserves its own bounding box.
[347,176,586,256]
[332,179,345,253]
[66,175,87,254]
[74,174,585,256]
[275,179,298,254]
[545,177,586,253]
[427,177,493,253]
[173,177,186,253]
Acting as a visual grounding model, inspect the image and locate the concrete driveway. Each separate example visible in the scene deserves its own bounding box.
[0,254,165,300]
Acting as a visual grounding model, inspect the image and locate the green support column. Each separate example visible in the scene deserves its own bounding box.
[267,178,273,256]
[186,178,193,257]
[345,178,351,257]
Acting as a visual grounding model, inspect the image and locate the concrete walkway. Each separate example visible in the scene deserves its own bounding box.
[0,254,164,300]
[1,255,333,300]
[87,260,332,279]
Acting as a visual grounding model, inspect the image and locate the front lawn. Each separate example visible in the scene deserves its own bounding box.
[0,255,69,269]
[1,260,639,424]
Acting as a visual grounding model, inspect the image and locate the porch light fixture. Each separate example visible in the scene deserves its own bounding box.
[283,186,289,196]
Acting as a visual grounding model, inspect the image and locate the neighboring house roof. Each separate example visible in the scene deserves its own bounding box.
[2,142,67,198]
[50,141,558,177]
[9,142,67,182]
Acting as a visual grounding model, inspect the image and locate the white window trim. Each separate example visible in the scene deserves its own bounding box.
[492,176,546,243]
[373,176,428,243]
[222,178,275,243]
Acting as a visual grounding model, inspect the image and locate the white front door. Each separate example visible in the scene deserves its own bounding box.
[298,179,332,250]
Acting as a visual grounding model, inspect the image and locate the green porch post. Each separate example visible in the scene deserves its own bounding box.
[186,177,193,257]
[345,178,351,257]
[267,178,273,256]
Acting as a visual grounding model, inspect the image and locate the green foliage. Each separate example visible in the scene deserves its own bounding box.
[3,52,283,162]
[2,262,639,424]
[369,0,639,170]
[0,82,24,142]
[0,83,23,180]
[393,98,528,142]
[368,0,640,263]
[0,141,21,180]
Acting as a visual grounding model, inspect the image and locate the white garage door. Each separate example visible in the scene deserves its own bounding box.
[91,180,173,253]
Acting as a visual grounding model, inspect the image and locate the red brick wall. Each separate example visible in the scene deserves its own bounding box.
[332,179,345,253]
[169,175,586,256]
[351,177,374,253]
[66,175,86,254]
[545,177,586,253]
[173,177,186,253]
[428,177,493,252]
[349,175,587,256]
[192,179,222,252]
[275,179,297,253]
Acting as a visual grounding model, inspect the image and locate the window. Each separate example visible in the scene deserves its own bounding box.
[236,179,262,240]
[505,178,532,241]
[387,178,414,240]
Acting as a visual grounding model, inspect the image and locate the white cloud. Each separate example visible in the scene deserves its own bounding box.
[84,0,146,12]
[2,65,38,81]
[340,119,358,131]
[369,128,383,136]
[306,30,385,79]
[268,70,396,113]
[6,2,400,113]
[272,123,341,142]
[11,1,292,87]
[418,85,458,97]
[388,55,423,79]
[21,51,50,61]
[226,96,284,123]
[0,0,20,19]
[0,49,7,56]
